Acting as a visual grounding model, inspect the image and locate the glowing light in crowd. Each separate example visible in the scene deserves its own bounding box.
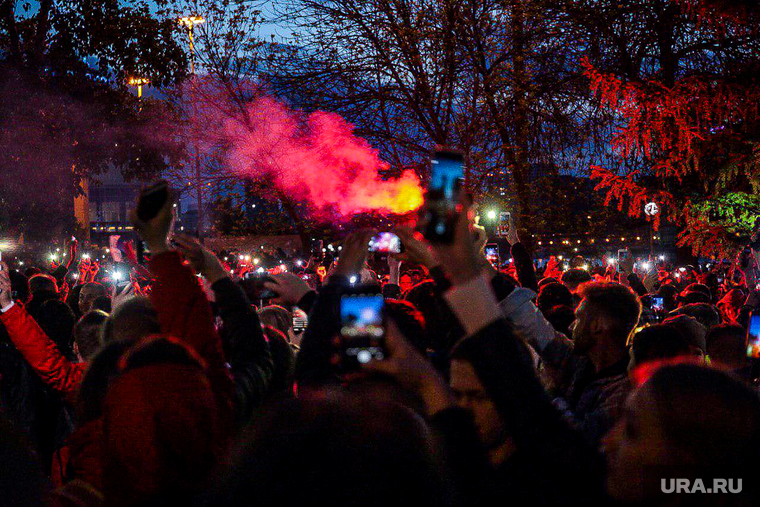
[244,255,251,262]
[557,256,564,261]
[349,275,358,284]
[112,271,123,281]
[659,255,665,261]
[296,260,303,266]
[640,262,651,270]
[486,210,497,220]
[82,253,90,259]
[254,258,260,265]
[73,273,79,279]
[239,255,245,261]
[607,258,616,265]
[50,254,57,261]
[338,246,342,251]
[256,267,265,273]
[105,248,110,253]
[581,264,589,271]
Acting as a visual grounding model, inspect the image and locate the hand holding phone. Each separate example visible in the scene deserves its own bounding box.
[243,271,277,300]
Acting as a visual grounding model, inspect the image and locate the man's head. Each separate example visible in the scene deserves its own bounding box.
[561,268,593,293]
[79,282,108,315]
[102,296,160,345]
[74,310,109,361]
[537,282,574,313]
[628,324,690,371]
[706,323,747,370]
[448,350,507,454]
[661,315,706,358]
[572,282,641,355]
[28,274,57,295]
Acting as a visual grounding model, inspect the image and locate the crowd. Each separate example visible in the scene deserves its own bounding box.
[0,190,759,506]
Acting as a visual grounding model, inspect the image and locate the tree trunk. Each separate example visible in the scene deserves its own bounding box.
[510,0,533,251]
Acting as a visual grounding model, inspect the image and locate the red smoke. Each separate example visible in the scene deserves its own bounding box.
[192,86,423,218]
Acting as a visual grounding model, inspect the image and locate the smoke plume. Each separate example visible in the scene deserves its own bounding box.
[191,85,424,218]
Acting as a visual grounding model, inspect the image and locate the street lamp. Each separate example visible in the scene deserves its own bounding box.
[178,15,205,75]
[179,14,206,237]
[127,77,150,99]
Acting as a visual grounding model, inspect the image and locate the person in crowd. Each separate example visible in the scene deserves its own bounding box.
[535,282,573,314]
[501,277,641,445]
[560,268,592,294]
[259,305,299,347]
[605,364,760,505]
[628,324,690,371]
[72,310,109,362]
[662,314,707,359]
[706,323,754,383]
[78,282,108,316]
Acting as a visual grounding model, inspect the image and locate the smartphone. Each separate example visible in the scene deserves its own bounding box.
[651,297,664,312]
[368,232,403,254]
[420,149,464,243]
[617,249,629,264]
[243,271,277,300]
[485,243,500,265]
[746,313,760,359]
[292,309,308,333]
[339,294,386,370]
[136,239,150,266]
[137,180,169,222]
[498,212,511,237]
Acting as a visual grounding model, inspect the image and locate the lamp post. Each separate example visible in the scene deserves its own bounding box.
[127,76,150,99]
[179,15,205,75]
[179,15,206,237]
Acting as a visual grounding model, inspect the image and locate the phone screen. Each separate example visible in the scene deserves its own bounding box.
[617,249,629,263]
[485,243,499,265]
[421,151,464,243]
[292,308,308,333]
[340,294,386,369]
[746,314,760,359]
[651,297,664,312]
[430,154,464,202]
[498,212,511,237]
[368,232,402,254]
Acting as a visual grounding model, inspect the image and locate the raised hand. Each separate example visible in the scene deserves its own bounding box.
[0,262,12,307]
[264,273,312,306]
[171,233,227,284]
[332,230,375,279]
[129,188,176,256]
[428,198,481,285]
[394,226,437,269]
[363,321,456,416]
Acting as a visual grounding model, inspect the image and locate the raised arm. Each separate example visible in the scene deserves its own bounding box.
[130,193,233,431]
[172,233,273,427]
[0,263,84,404]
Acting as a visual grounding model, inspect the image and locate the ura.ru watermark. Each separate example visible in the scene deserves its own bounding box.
[661,478,742,494]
